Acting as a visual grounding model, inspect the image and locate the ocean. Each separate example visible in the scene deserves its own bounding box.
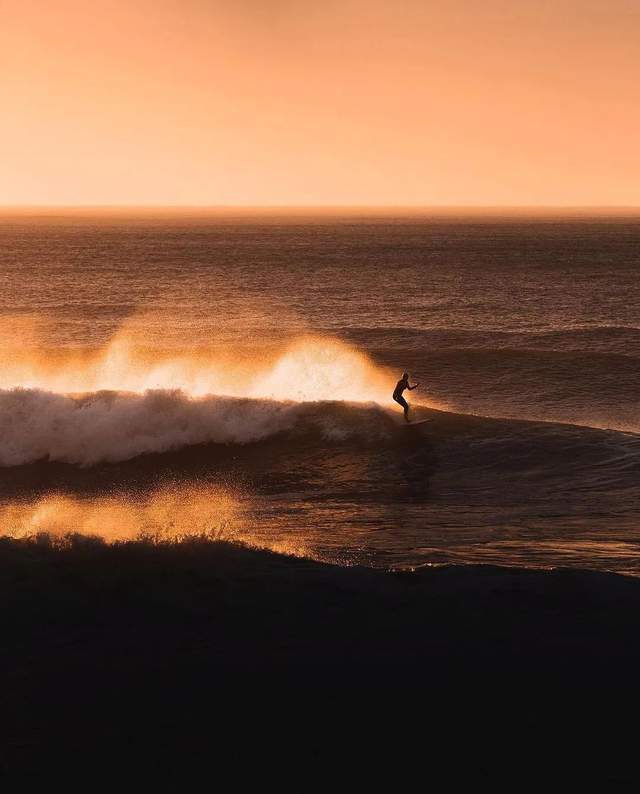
[1,209,639,573]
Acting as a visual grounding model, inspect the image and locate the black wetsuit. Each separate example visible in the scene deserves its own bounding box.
[393,379,410,420]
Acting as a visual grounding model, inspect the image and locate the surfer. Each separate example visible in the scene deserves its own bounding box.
[393,372,419,422]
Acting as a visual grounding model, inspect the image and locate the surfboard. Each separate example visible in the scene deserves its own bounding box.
[403,419,432,427]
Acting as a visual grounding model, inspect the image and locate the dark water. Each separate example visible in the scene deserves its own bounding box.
[1,211,639,573]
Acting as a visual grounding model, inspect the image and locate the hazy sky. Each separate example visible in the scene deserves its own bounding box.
[2,0,639,206]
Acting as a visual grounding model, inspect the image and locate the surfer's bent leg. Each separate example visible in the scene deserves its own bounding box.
[394,395,410,422]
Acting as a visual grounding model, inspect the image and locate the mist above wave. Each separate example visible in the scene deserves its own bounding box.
[0,328,394,403]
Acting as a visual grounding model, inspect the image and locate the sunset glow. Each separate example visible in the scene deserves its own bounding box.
[2,0,639,207]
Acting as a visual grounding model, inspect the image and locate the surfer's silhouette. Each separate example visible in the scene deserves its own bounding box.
[393,372,419,422]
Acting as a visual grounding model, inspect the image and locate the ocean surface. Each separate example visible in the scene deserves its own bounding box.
[1,210,639,573]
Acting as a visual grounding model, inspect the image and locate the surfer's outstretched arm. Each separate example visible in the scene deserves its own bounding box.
[408,383,419,390]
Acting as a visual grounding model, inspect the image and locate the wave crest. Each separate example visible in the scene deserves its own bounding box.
[0,388,392,467]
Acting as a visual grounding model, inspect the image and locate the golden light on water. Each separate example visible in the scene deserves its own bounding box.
[247,337,392,403]
[0,484,312,558]
[0,486,239,542]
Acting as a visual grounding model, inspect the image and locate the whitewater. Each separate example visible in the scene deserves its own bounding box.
[0,387,398,466]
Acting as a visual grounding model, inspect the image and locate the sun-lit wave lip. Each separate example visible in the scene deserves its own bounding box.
[0,333,398,404]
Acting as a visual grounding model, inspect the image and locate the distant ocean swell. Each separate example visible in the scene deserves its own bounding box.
[344,325,640,356]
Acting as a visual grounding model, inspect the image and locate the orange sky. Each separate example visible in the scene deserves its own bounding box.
[1,0,639,206]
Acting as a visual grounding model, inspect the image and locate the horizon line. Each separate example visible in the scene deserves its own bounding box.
[2,204,640,213]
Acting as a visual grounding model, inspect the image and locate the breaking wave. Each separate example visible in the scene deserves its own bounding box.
[0,385,638,492]
[0,388,395,466]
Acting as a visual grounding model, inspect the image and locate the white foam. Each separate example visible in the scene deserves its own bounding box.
[0,388,307,466]
[0,388,390,467]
